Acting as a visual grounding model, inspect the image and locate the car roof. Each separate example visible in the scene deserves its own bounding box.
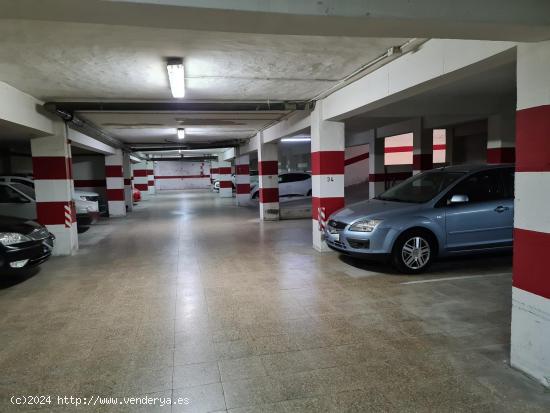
[432,163,514,174]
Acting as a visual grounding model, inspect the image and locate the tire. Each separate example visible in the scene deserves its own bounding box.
[391,230,435,274]
[306,189,312,196]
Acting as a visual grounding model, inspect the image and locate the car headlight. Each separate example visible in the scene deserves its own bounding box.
[0,232,32,246]
[348,219,382,232]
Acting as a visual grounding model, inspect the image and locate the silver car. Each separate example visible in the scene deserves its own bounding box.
[325,164,514,273]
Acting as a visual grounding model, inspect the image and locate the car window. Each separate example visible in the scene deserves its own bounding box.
[12,178,34,188]
[448,170,506,203]
[500,168,515,198]
[0,186,30,203]
[278,174,289,184]
[10,183,35,200]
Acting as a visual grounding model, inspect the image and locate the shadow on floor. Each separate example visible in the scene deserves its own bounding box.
[0,267,41,289]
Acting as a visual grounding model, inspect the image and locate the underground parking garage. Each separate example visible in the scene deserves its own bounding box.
[1,1,550,411]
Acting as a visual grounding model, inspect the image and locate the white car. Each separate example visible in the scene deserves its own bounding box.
[0,177,100,230]
[250,172,312,199]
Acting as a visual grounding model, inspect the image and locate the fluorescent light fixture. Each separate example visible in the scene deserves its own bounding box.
[167,58,185,98]
[281,137,311,142]
[177,128,185,140]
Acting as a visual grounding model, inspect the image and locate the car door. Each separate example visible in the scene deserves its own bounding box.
[442,169,513,251]
[0,184,37,220]
[278,174,290,197]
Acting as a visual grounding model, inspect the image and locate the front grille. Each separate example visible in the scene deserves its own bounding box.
[328,220,347,230]
[347,239,370,249]
[330,239,347,249]
[28,228,50,241]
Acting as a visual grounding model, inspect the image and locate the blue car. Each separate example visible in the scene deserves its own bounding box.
[325,164,514,273]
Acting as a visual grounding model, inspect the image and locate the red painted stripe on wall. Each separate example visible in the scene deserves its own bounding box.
[433,144,446,151]
[258,161,278,176]
[311,151,345,175]
[105,165,123,177]
[32,157,72,180]
[516,105,550,172]
[219,181,232,188]
[385,146,413,153]
[155,175,207,179]
[218,167,232,175]
[36,201,75,225]
[74,179,106,188]
[413,153,433,171]
[236,183,250,194]
[134,183,148,191]
[236,164,249,175]
[513,228,550,299]
[147,169,154,175]
[211,168,219,174]
[312,197,345,220]
[260,188,279,203]
[147,180,154,186]
[134,170,147,177]
[106,189,125,201]
[487,147,516,164]
[344,152,369,166]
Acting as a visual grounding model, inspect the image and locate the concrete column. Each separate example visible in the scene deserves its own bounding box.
[235,154,251,205]
[412,121,433,174]
[210,161,219,188]
[147,161,155,195]
[218,160,232,198]
[258,139,279,220]
[311,103,345,252]
[105,149,126,217]
[123,152,133,212]
[133,161,149,200]
[368,132,385,198]
[30,122,78,255]
[510,41,550,389]
[445,127,454,165]
[487,111,516,164]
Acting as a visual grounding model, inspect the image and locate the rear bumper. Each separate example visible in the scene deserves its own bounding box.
[0,235,55,271]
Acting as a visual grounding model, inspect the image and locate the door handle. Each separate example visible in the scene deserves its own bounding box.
[494,206,509,213]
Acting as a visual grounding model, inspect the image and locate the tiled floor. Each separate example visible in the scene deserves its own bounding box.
[1,190,549,412]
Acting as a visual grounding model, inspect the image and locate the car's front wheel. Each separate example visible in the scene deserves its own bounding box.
[392,231,435,274]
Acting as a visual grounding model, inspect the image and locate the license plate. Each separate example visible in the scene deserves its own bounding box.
[331,233,340,242]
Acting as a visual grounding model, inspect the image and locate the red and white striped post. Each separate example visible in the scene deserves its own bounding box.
[235,154,251,205]
[368,132,386,198]
[123,152,133,212]
[133,161,149,200]
[105,149,126,217]
[30,126,78,255]
[258,140,279,220]
[210,161,219,188]
[218,160,232,198]
[412,122,433,175]
[487,111,516,164]
[510,42,550,388]
[311,103,345,251]
[147,161,156,196]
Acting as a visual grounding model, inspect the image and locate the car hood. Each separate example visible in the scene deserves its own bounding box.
[0,215,45,235]
[330,198,423,224]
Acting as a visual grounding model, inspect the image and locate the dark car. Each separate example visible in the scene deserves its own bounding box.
[0,216,55,272]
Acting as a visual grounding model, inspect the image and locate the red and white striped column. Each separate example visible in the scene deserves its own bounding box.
[30,127,78,255]
[487,111,516,164]
[412,122,433,175]
[218,160,232,198]
[133,161,149,200]
[510,41,550,389]
[210,161,219,188]
[147,161,156,196]
[123,152,133,212]
[311,104,345,251]
[368,133,386,198]
[105,149,126,217]
[235,154,251,205]
[258,140,279,221]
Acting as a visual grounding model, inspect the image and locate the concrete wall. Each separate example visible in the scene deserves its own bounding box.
[154,160,210,190]
[72,155,107,198]
[345,143,369,187]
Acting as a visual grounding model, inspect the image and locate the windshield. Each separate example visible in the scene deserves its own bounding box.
[376,171,465,204]
[11,183,35,200]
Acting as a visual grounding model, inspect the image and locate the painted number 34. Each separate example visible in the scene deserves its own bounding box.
[326,176,334,182]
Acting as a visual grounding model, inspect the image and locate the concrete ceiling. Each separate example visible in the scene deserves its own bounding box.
[0,20,406,101]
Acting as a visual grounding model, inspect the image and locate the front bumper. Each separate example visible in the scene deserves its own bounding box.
[0,235,55,270]
[324,224,394,260]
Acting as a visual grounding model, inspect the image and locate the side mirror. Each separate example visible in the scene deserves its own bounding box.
[450,194,469,204]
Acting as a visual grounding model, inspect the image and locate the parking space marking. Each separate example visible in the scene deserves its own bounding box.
[401,272,512,285]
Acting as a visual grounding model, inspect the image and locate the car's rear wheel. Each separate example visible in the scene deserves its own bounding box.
[392,231,434,274]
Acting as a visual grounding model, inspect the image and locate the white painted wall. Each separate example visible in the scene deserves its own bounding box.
[154,161,210,190]
[72,155,107,199]
[344,144,369,187]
